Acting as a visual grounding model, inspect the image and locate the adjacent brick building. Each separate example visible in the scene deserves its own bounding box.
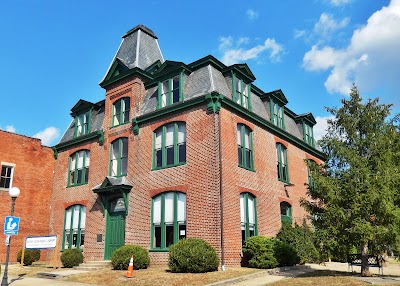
[0,130,54,262]
[51,25,325,267]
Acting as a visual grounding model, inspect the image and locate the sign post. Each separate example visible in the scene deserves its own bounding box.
[22,235,59,269]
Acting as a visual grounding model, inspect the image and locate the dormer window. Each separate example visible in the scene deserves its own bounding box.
[158,74,183,109]
[304,123,315,147]
[271,101,285,129]
[233,75,251,110]
[75,111,90,137]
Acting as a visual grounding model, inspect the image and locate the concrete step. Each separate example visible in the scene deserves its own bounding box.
[73,260,111,271]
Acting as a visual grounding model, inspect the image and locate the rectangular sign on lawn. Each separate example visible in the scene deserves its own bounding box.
[25,235,57,249]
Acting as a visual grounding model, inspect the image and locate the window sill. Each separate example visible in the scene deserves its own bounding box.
[110,122,130,129]
[152,162,186,171]
[278,179,291,184]
[238,165,256,172]
[108,174,127,178]
[149,249,169,252]
[67,182,89,188]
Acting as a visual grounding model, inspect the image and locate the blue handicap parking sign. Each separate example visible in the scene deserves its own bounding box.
[4,216,20,235]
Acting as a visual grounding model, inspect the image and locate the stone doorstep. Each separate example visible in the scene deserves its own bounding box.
[73,260,112,271]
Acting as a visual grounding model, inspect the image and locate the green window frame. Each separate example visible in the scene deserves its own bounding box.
[109,137,128,177]
[153,122,186,169]
[74,111,91,137]
[68,150,90,186]
[276,143,289,182]
[62,204,86,250]
[151,192,186,250]
[240,193,258,245]
[233,74,251,110]
[157,73,183,109]
[303,123,315,147]
[0,164,14,189]
[307,159,317,191]
[270,101,285,129]
[111,97,131,127]
[280,202,292,224]
[237,124,254,170]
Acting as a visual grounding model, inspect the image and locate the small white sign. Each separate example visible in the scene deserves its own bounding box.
[180,230,186,236]
[5,235,10,246]
[25,235,57,249]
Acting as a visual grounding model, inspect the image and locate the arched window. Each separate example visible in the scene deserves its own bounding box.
[110,138,128,177]
[112,97,130,127]
[63,205,86,250]
[68,150,90,186]
[280,202,292,224]
[307,159,317,191]
[276,143,289,182]
[240,193,257,245]
[237,124,254,170]
[151,192,186,249]
[153,122,186,169]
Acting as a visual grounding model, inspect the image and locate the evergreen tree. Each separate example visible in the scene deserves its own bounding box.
[302,85,400,276]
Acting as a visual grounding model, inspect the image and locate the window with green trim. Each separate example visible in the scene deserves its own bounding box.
[158,74,182,108]
[237,124,254,170]
[68,150,90,186]
[276,143,289,182]
[63,205,86,250]
[112,97,130,127]
[270,101,285,129]
[240,193,257,245]
[280,202,292,224]
[0,164,14,189]
[74,111,90,137]
[154,122,186,169]
[304,123,315,147]
[307,159,317,191]
[233,75,251,109]
[109,137,128,177]
[151,192,186,250]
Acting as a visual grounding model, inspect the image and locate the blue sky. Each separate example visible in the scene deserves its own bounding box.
[1,0,399,146]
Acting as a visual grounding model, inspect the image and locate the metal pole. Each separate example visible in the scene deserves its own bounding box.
[1,197,16,286]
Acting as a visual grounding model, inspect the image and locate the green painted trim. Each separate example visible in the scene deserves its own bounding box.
[53,130,104,152]
[238,124,254,170]
[122,192,129,216]
[254,198,258,236]
[132,118,139,135]
[173,193,178,243]
[222,97,326,160]
[161,193,166,249]
[61,210,67,251]
[92,184,132,194]
[130,93,325,161]
[205,92,223,114]
[100,67,153,88]
[149,249,169,252]
[150,198,154,249]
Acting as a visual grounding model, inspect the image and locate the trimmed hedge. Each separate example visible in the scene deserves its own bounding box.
[17,249,40,266]
[60,248,84,268]
[273,240,300,266]
[111,245,150,270]
[168,238,219,273]
[243,236,278,269]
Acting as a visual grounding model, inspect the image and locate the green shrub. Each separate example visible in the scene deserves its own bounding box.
[17,249,40,266]
[277,222,320,264]
[111,245,150,270]
[60,248,84,268]
[168,238,219,273]
[273,240,300,266]
[243,236,278,269]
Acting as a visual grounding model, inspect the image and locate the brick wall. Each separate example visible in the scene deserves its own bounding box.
[0,130,54,262]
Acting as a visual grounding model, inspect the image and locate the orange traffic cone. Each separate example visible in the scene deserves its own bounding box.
[126,256,134,278]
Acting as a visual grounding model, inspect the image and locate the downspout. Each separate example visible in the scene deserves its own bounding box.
[217,112,225,271]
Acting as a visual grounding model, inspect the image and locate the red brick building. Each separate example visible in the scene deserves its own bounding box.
[0,130,54,262]
[51,25,325,267]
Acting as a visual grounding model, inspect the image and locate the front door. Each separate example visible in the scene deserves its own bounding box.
[104,197,126,259]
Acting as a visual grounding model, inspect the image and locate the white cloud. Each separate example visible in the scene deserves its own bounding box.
[314,13,349,40]
[330,0,351,6]
[33,127,60,146]
[219,37,284,66]
[5,125,16,133]
[293,29,306,39]
[303,0,400,96]
[246,9,259,20]
[314,116,335,140]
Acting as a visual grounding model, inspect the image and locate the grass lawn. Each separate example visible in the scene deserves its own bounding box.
[268,270,400,286]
